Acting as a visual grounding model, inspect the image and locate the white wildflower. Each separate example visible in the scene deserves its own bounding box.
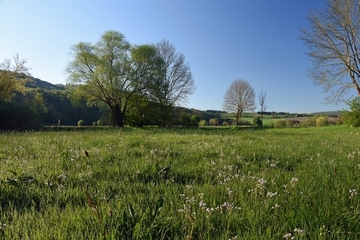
[349,189,357,198]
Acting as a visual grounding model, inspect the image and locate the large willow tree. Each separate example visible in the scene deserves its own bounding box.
[66,31,164,127]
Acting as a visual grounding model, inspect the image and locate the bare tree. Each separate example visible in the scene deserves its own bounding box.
[223,79,256,126]
[300,0,360,103]
[258,89,268,119]
[154,39,195,106]
[0,54,30,101]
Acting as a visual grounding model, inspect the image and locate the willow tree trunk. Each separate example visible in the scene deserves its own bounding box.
[111,104,125,127]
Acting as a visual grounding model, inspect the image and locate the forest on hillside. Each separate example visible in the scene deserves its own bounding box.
[0,76,232,129]
[0,76,329,130]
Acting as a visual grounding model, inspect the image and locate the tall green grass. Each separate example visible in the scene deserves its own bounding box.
[0,126,359,239]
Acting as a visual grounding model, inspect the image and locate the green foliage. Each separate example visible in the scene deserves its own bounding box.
[237,119,251,125]
[342,97,360,127]
[77,120,84,126]
[222,121,229,126]
[0,100,42,129]
[67,31,165,127]
[179,112,191,126]
[286,119,298,127]
[274,119,286,127]
[97,120,102,126]
[253,116,262,126]
[316,116,329,126]
[300,117,317,127]
[0,55,30,102]
[41,89,102,126]
[209,118,219,126]
[198,119,208,126]
[190,115,201,127]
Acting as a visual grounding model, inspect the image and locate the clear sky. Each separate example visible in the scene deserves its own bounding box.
[0,0,354,113]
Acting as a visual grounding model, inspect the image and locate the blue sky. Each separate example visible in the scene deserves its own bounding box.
[0,0,353,113]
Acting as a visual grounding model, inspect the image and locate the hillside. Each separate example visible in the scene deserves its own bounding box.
[25,76,66,91]
[8,76,343,128]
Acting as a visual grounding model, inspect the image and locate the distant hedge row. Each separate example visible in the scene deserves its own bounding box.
[269,116,342,128]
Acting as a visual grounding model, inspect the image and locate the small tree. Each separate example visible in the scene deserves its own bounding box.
[198,120,208,126]
[316,116,329,126]
[223,79,256,126]
[209,118,219,126]
[253,116,262,126]
[222,121,229,126]
[342,97,360,126]
[190,115,201,127]
[179,112,191,127]
[258,89,268,120]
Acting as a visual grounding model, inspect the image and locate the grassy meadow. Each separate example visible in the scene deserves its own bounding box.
[0,126,360,239]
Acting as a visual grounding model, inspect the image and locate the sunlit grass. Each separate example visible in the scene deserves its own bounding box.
[0,126,359,239]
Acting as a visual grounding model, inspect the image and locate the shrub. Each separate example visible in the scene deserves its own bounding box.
[331,117,343,125]
[190,115,201,127]
[316,116,329,126]
[238,119,251,125]
[274,120,286,128]
[300,117,317,127]
[97,120,102,126]
[253,116,262,126]
[77,120,84,126]
[179,113,191,127]
[198,120,208,126]
[222,121,229,126]
[299,121,307,127]
[267,121,275,127]
[209,118,219,126]
[341,97,360,127]
[92,122,97,126]
[285,120,295,127]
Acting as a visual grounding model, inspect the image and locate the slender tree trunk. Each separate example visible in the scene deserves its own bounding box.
[236,110,242,126]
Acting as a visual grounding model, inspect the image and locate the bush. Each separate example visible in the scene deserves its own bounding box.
[253,116,262,126]
[267,121,275,127]
[222,121,229,126]
[300,117,317,127]
[198,120,208,126]
[238,119,251,125]
[330,118,343,125]
[97,120,102,126]
[190,115,201,127]
[341,97,360,127]
[209,118,219,126]
[274,120,286,128]
[316,116,329,126]
[77,120,84,126]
